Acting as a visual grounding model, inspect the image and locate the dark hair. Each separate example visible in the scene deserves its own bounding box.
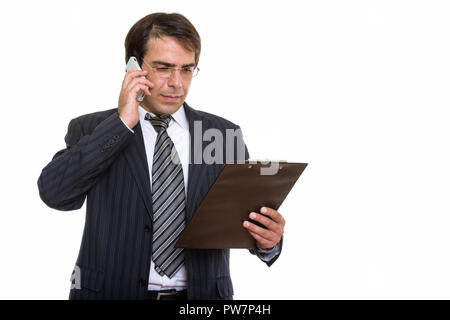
[125,12,201,67]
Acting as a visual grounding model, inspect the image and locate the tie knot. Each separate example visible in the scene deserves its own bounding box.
[145,113,171,132]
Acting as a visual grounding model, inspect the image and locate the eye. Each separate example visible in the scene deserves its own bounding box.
[182,67,193,73]
[156,67,170,71]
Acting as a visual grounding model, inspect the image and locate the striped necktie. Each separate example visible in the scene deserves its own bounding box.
[145,113,186,278]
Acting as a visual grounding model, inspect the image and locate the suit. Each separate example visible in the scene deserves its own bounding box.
[37,102,281,300]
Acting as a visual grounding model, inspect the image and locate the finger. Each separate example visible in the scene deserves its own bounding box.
[248,230,274,249]
[243,220,277,242]
[249,212,279,233]
[260,207,285,225]
[129,83,151,98]
[124,73,153,92]
[125,77,154,92]
[123,69,141,89]
[126,79,153,97]
[123,70,148,90]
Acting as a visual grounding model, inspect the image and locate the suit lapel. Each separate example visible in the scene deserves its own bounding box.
[184,103,204,222]
[123,122,153,220]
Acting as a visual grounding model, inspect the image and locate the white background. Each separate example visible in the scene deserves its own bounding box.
[0,0,449,299]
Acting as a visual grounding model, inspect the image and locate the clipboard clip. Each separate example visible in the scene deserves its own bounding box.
[247,159,287,175]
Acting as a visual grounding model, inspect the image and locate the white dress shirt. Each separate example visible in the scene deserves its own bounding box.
[123,105,190,291]
[119,104,280,291]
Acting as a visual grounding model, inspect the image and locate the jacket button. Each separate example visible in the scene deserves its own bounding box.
[144,225,151,232]
[139,279,147,286]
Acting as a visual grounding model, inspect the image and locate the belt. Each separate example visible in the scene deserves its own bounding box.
[146,289,187,300]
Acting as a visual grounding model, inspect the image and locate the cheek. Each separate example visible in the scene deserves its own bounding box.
[153,83,165,94]
[148,79,165,94]
[182,83,191,95]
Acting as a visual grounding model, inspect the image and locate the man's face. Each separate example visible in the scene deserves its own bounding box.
[140,36,196,115]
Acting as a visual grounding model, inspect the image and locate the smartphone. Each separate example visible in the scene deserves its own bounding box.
[125,56,146,102]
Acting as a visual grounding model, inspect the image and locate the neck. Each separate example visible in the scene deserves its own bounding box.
[140,102,160,115]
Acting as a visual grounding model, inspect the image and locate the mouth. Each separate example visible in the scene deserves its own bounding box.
[161,94,182,102]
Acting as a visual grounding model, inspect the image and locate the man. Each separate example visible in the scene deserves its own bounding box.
[37,12,284,300]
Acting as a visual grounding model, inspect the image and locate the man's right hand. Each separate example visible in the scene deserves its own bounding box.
[118,68,154,128]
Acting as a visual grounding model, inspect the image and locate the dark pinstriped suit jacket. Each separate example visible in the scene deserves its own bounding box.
[37,102,281,300]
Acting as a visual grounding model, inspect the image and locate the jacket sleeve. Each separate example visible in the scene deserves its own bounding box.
[37,112,134,211]
[249,236,283,267]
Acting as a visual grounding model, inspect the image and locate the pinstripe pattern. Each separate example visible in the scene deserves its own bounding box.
[37,102,281,300]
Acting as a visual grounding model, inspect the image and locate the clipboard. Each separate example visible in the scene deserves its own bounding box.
[175,161,308,249]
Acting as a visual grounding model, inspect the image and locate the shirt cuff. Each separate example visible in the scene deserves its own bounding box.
[254,242,281,262]
[256,244,278,254]
[119,116,135,133]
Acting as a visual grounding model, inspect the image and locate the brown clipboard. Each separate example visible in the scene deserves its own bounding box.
[175,161,308,249]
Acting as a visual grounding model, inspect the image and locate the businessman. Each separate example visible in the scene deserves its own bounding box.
[38,12,284,300]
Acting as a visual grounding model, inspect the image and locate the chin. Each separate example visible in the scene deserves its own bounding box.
[145,99,185,116]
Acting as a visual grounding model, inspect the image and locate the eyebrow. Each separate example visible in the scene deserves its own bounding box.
[151,60,196,68]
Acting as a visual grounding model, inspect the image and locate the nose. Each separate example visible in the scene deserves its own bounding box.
[167,69,183,88]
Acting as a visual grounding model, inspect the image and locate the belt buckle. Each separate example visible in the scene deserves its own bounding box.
[156,291,176,300]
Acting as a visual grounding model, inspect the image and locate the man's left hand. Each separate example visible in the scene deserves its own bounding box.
[242,207,285,250]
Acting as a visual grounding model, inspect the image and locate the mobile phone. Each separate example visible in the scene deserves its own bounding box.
[125,56,146,102]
